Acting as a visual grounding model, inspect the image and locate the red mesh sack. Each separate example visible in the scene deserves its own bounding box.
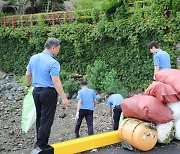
[155,69,180,94]
[121,94,173,124]
[145,81,180,103]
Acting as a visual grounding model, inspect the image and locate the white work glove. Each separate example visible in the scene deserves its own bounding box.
[76,112,79,120]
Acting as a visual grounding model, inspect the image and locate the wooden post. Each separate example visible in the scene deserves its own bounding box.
[3,17,6,26]
[64,12,67,22]
[69,12,71,21]
[52,13,55,26]
[30,15,33,26]
[12,16,15,26]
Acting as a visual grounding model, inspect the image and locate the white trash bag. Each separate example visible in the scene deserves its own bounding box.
[168,102,180,120]
[21,87,36,133]
[156,121,175,144]
[175,119,180,140]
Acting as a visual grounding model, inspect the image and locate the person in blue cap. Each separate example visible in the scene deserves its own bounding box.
[107,92,124,130]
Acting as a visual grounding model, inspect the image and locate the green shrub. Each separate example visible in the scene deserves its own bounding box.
[91,8,101,23]
[19,76,26,88]
[73,0,103,10]
[86,60,107,92]
[63,78,79,95]
[0,12,4,17]
[0,0,179,91]
[38,14,45,26]
[60,69,71,83]
[101,0,124,15]
[74,9,93,23]
[102,69,128,97]
[86,60,128,96]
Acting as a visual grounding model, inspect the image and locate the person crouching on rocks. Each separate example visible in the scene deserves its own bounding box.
[107,92,124,130]
[75,80,96,138]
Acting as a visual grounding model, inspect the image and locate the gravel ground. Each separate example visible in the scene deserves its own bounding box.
[0,72,113,154]
[1,72,180,154]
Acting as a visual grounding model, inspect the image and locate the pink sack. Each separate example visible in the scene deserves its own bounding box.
[145,81,180,103]
[121,94,173,124]
[155,69,180,94]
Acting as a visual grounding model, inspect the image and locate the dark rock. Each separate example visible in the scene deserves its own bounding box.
[12,147,18,151]
[5,83,12,90]
[17,86,23,91]
[5,93,14,101]
[0,147,5,151]
[9,130,14,135]
[0,74,7,79]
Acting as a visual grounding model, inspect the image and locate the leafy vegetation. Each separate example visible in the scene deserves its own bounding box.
[86,60,128,96]
[0,0,179,91]
[86,60,107,91]
[63,78,79,96]
[73,0,104,10]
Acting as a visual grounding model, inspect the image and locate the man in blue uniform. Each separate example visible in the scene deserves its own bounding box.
[148,41,171,80]
[75,81,96,138]
[107,92,124,130]
[25,38,68,150]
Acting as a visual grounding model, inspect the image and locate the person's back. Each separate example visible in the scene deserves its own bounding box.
[107,93,124,130]
[75,81,96,138]
[108,94,124,108]
[25,38,68,151]
[78,87,95,111]
[29,51,59,88]
[153,49,171,70]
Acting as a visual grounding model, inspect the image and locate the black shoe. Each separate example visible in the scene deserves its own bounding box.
[75,134,80,138]
[34,142,38,149]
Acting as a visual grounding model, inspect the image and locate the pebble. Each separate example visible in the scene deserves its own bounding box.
[4,126,9,129]
[9,130,15,135]
[90,149,98,152]
[0,147,5,151]
[0,73,114,153]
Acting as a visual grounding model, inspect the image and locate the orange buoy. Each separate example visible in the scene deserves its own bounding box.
[118,118,158,151]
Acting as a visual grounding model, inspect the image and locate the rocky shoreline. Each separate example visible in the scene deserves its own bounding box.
[0,72,113,153]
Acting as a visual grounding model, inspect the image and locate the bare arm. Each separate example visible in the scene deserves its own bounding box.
[77,99,82,112]
[108,107,113,117]
[94,99,96,107]
[153,65,160,80]
[25,71,32,87]
[52,76,68,107]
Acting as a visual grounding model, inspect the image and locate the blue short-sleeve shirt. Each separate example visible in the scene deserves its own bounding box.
[107,94,124,108]
[153,49,171,70]
[27,50,60,88]
[77,87,96,110]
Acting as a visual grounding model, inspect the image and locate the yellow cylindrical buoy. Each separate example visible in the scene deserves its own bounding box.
[118,118,158,151]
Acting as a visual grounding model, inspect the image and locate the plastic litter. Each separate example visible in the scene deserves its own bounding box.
[174,119,180,140]
[156,121,175,144]
[168,102,180,120]
[21,87,36,133]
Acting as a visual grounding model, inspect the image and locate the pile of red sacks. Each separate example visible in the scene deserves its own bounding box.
[121,69,180,124]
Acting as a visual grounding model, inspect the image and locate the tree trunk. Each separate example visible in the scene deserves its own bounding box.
[30,0,36,13]
[47,0,50,12]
